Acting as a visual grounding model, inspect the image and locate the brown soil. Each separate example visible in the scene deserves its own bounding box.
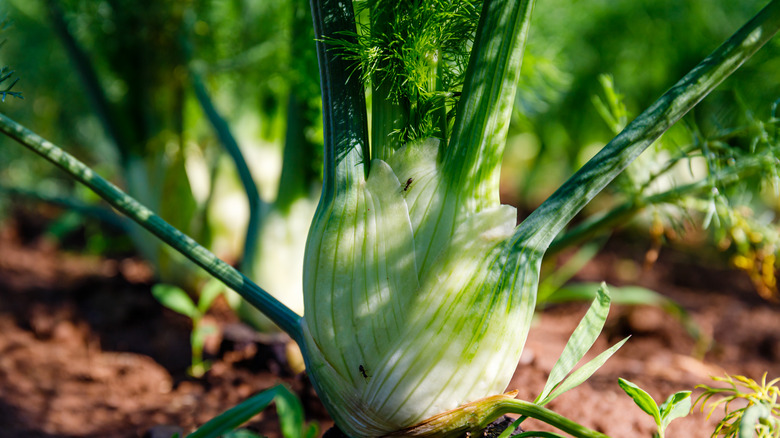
[1,220,779,438]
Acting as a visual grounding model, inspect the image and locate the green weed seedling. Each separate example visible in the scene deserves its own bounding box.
[498,284,628,438]
[185,384,318,438]
[694,373,780,438]
[618,378,692,438]
[152,279,225,377]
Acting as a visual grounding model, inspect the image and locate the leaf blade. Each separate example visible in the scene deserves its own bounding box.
[152,284,200,319]
[536,283,612,404]
[187,386,281,438]
[618,378,661,426]
[659,391,692,430]
[539,336,629,406]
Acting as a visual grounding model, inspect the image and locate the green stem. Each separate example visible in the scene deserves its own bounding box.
[433,56,448,142]
[514,432,566,438]
[191,71,266,271]
[0,112,304,344]
[276,91,317,209]
[370,6,405,161]
[547,151,771,254]
[498,399,611,438]
[443,0,535,212]
[310,0,370,201]
[515,0,780,251]
[371,73,405,161]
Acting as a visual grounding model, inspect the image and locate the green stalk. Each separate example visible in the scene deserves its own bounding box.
[402,397,609,438]
[443,0,535,213]
[309,0,370,201]
[276,91,317,208]
[546,161,761,254]
[516,0,780,251]
[370,5,405,161]
[499,399,610,438]
[0,112,303,344]
[371,73,405,162]
[433,55,448,142]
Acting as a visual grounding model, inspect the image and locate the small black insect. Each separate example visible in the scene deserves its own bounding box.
[359,364,369,379]
[403,177,413,192]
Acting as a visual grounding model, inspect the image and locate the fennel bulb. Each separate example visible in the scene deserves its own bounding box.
[301,139,537,436]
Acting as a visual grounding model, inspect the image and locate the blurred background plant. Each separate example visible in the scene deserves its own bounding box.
[0,0,323,373]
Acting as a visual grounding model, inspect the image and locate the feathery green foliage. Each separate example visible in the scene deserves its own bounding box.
[331,0,481,144]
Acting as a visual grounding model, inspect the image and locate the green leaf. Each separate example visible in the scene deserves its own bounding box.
[540,336,629,406]
[187,385,283,438]
[274,385,305,438]
[618,378,661,426]
[443,0,535,214]
[547,283,665,306]
[536,283,612,404]
[739,403,771,438]
[659,391,692,430]
[198,278,225,314]
[151,284,200,319]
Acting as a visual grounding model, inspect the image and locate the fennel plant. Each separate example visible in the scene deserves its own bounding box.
[2,0,780,437]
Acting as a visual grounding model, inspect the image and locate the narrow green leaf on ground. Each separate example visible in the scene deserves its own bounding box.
[537,283,612,404]
[541,336,629,406]
[187,386,283,438]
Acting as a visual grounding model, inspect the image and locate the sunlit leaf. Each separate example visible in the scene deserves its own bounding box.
[540,336,629,406]
[537,283,612,404]
[618,378,660,426]
[659,391,692,429]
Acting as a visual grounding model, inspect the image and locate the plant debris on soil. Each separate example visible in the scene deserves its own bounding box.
[1,217,779,438]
